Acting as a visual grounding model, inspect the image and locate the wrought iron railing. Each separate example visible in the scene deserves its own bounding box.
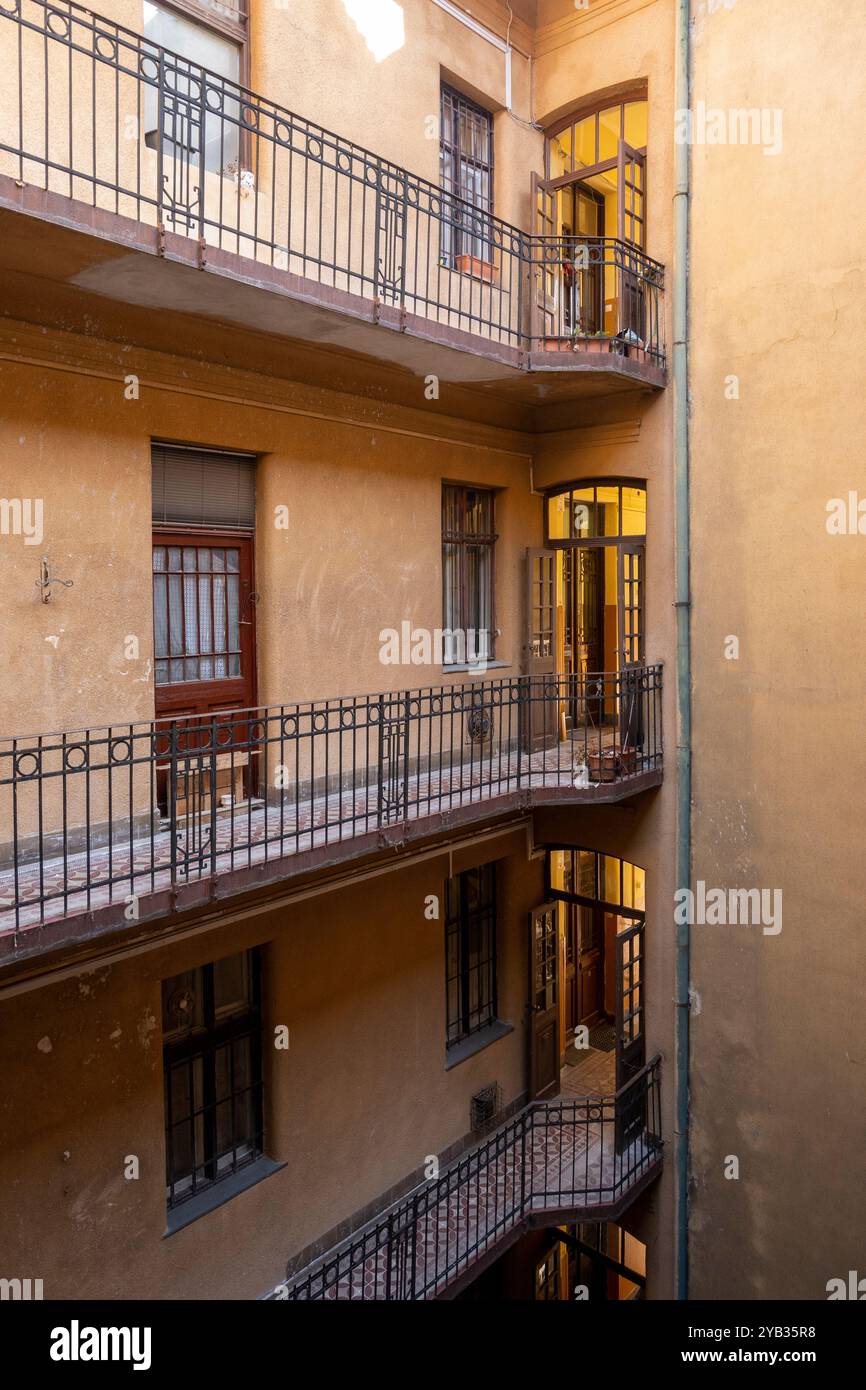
[0,668,663,933]
[274,1055,663,1300]
[0,0,665,363]
[531,236,665,366]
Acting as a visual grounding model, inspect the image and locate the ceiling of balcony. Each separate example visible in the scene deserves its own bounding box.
[0,180,664,435]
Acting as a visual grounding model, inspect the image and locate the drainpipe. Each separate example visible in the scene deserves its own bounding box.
[673,0,692,1302]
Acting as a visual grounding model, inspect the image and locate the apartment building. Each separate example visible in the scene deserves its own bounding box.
[0,0,859,1305]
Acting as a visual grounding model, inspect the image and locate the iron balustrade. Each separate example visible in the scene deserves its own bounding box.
[531,236,665,367]
[277,1055,663,1300]
[0,668,663,934]
[0,0,665,362]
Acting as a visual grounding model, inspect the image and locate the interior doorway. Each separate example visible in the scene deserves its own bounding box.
[528,847,645,1102]
[524,482,646,769]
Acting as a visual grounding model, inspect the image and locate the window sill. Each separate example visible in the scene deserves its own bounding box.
[445,1019,513,1071]
[442,659,511,675]
[163,1155,285,1237]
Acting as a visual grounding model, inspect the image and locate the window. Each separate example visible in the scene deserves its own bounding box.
[445,864,497,1048]
[162,949,263,1211]
[442,484,496,666]
[142,2,249,177]
[440,84,494,264]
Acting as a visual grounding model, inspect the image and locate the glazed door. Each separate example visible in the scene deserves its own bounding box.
[523,548,560,752]
[615,917,646,1151]
[530,172,558,342]
[152,533,257,818]
[530,902,560,1100]
[617,543,644,752]
[617,141,647,342]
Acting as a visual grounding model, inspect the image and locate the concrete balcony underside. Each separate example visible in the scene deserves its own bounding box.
[276,1066,664,1300]
[0,739,661,961]
[0,178,666,431]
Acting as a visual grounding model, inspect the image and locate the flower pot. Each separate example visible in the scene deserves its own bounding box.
[452,254,495,282]
[588,748,638,782]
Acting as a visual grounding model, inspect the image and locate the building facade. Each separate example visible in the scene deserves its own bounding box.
[0,0,858,1303]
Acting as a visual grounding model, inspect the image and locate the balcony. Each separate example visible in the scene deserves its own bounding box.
[0,669,663,953]
[0,1,666,425]
[274,1057,663,1300]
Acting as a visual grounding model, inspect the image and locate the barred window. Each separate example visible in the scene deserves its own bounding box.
[440,84,494,263]
[442,484,496,666]
[162,949,263,1211]
[445,863,498,1048]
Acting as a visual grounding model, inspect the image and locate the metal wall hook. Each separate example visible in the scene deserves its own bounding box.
[36,557,74,604]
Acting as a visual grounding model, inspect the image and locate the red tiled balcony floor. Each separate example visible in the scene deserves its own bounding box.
[0,731,659,937]
[277,1066,662,1301]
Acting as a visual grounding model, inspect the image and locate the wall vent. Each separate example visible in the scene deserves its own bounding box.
[470,1082,502,1135]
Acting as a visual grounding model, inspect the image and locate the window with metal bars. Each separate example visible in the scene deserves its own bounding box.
[162,949,263,1211]
[439,83,494,265]
[445,863,498,1048]
[152,542,242,685]
[442,483,496,666]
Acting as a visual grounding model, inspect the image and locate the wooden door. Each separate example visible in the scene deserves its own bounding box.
[573,183,605,335]
[617,543,644,751]
[529,902,560,1100]
[530,172,558,343]
[616,141,647,343]
[152,532,257,816]
[577,903,604,1029]
[615,917,646,1151]
[523,548,559,753]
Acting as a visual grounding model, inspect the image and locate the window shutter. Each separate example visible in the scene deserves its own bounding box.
[152,443,256,529]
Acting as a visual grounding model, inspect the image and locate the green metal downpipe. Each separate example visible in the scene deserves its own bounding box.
[673,0,692,1302]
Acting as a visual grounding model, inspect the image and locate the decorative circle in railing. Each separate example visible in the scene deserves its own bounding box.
[280,715,297,739]
[588,1103,603,1123]
[93,31,118,62]
[164,68,201,103]
[274,119,292,146]
[0,4,23,22]
[363,162,381,187]
[204,85,224,113]
[407,698,420,718]
[63,744,88,773]
[108,737,132,765]
[14,750,41,780]
[312,711,328,734]
[306,135,323,161]
[430,695,442,714]
[335,149,353,175]
[466,708,491,742]
[46,9,71,39]
[241,103,259,130]
[339,708,355,729]
[406,184,419,207]
[451,692,465,712]
[249,720,266,745]
[138,53,159,83]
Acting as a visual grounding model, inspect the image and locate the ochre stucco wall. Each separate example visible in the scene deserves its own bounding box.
[689,0,866,1298]
[0,827,540,1300]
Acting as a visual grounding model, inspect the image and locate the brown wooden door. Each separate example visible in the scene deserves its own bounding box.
[523,548,559,753]
[152,532,257,815]
[617,543,644,751]
[616,141,647,343]
[529,901,560,1100]
[530,172,558,343]
[576,903,604,1029]
[615,917,646,1151]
